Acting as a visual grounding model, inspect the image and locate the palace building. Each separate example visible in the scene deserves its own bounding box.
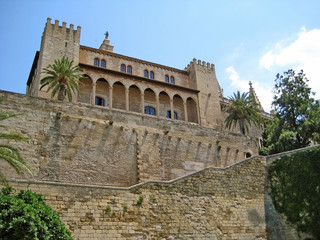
[0,18,300,239]
[25,18,269,185]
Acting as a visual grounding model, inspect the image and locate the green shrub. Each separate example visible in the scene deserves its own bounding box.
[137,196,144,207]
[104,205,111,214]
[123,205,128,215]
[0,186,73,240]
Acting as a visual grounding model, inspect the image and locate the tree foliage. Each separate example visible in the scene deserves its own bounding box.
[0,98,31,185]
[0,186,73,240]
[268,147,320,239]
[40,56,83,102]
[261,69,320,155]
[224,91,262,134]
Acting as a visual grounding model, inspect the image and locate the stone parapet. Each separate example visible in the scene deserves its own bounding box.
[7,155,267,239]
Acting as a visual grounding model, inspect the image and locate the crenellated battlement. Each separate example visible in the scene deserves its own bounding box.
[44,17,81,43]
[31,18,81,99]
[184,58,215,71]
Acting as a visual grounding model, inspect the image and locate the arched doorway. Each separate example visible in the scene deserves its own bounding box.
[95,78,109,107]
[187,97,198,123]
[173,94,184,121]
[159,91,170,118]
[129,85,141,113]
[112,81,126,110]
[144,88,156,116]
[78,74,92,104]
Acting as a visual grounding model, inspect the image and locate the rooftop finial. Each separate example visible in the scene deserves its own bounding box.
[104,31,109,39]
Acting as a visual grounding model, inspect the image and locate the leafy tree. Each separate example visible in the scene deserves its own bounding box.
[0,98,31,185]
[261,69,320,154]
[268,147,320,239]
[224,91,262,134]
[40,56,83,102]
[0,186,73,240]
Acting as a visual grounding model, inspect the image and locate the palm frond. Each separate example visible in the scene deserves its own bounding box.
[40,56,83,101]
[224,91,262,134]
[0,112,21,121]
[0,100,32,183]
[0,144,31,175]
[0,133,29,142]
[0,171,8,186]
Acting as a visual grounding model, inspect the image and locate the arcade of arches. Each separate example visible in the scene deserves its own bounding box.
[77,76,199,123]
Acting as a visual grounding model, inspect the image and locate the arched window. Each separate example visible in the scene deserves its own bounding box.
[121,64,126,73]
[94,58,100,67]
[127,65,132,74]
[144,70,149,78]
[150,71,154,79]
[166,110,178,120]
[246,152,252,158]
[101,59,106,68]
[95,96,105,106]
[170,76,175,84]
[145,106,156,116]
[165,75,169,83]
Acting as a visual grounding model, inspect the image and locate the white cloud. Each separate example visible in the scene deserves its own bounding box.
[260,27,320,99]
[226,66,248,91]
[226,66,273,112]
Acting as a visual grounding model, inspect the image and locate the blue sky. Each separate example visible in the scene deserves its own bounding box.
[0,0,319,112]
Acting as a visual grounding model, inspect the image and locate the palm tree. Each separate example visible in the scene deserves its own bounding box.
[40,56,83,102]
[224,91,262,135]
[0,99,32,185]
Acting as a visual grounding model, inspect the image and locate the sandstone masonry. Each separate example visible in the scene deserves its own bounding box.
[0,91,260,186]
[8,155,267,240]
[1,91,316,239]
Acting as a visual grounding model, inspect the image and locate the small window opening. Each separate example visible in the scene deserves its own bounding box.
[170,76,175,84]
[94,58,100,67]
[127,65,132,74]
[95,96,105,106]
[144,106,156,116]
[101,60,106,68]
[121,64,126,72]
[150,71,154,79]
[166,110,178,120]
[144,70,149,78]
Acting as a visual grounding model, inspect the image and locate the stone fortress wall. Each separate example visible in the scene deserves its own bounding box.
[0,90,258,186]
[7,155,267,240]
[0,90,267,239]
[1,91,315,239]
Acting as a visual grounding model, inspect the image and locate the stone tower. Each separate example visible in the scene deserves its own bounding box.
[186,59,223,128]
[26,18,81,100]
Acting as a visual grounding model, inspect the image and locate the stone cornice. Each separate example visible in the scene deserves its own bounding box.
[80,45,189,75]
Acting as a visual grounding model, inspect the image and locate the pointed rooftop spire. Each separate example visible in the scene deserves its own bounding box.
[249,81,264,111]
